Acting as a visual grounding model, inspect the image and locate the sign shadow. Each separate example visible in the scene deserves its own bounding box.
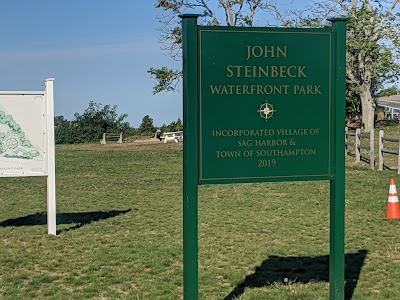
[224,250,367,300]
[0,209,132,234]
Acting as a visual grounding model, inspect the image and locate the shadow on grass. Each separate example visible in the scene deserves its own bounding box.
[224,250,367,300]
[347,152,394,171]
[0,209,132,234]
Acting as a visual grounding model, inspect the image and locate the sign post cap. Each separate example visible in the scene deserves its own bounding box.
[179,14,201,19]
[327,17,350,22]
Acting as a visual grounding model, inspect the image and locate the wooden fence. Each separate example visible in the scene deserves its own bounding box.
[100,132,123,144]
[378,130,400,174]
[345,127,374,170]
[345,127,400,173]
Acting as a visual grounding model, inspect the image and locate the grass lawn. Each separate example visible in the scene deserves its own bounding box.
[1,139,400,299]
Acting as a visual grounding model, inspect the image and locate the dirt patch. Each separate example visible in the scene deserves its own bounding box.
[58,140,183,152]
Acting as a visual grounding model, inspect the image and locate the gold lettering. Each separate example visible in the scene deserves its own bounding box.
[226,65,234,77]
[238,140,253,147]
[221,86,229,94]
[255,149,317,157]
[210,85,221,94]
[264,85,273,94]
[252,46,263,58]
[279,66,287,77]
[244,66,252,77]
[294,85,302,94]
[298,66,307,77]
[258,66,269,77]
[277,46,287,57]
[212,129,275,137]
[276,129,308,135]
[263,46,275,57]
[209,85,290,95]
[287,66,297,77]
[294,85,321,94]
[271,66,279,77]
[246,46,251,60]
[227,65,306,78]
[246,46,287,60]
[255,139,288,147]
[216,151,241,158]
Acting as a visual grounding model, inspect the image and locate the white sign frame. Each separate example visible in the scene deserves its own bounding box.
[0,79,56,235]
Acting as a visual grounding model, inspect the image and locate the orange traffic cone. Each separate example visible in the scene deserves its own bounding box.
[387,178,400,219]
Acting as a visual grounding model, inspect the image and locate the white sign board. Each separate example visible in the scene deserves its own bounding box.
[0,94,47,176]
[0,79,56,235]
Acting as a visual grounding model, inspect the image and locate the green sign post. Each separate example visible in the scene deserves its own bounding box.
[181,14,347,299]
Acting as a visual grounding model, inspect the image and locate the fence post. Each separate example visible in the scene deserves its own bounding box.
[117,132,123,144]
[355,128,361,162]
[345,127,348,157]
[398,139,400,175]
[100,133,106,145]
[370,129,374,170]
[378,130,384,171]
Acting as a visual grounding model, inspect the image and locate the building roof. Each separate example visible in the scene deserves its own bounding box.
[377,95,400,110]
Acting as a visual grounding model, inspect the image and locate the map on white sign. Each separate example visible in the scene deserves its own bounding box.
[0,94,46,176]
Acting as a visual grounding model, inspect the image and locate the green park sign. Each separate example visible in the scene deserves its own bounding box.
[199,27,332,183]
[181,15,348,300]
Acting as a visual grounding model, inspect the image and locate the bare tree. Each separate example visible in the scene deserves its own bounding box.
[151,0,400,131]
[305,0,400,130]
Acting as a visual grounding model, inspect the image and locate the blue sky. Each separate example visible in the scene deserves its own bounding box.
[0,1,181,127]
[1,1,397,128]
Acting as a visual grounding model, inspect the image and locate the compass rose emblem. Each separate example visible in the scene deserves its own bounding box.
[258,101,275,121]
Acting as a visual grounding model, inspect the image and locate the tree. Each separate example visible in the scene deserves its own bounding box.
[150,0,284,94]
[151,0,400,131]
[148,66,182,94]
[73,101,130,142]
[55,101,131,144]
[169,117,183,132]
[159,117,183,133]
[377,86,400,97]
[54,115,77,144]
[307,0,400,131]
[138,115,156,135]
